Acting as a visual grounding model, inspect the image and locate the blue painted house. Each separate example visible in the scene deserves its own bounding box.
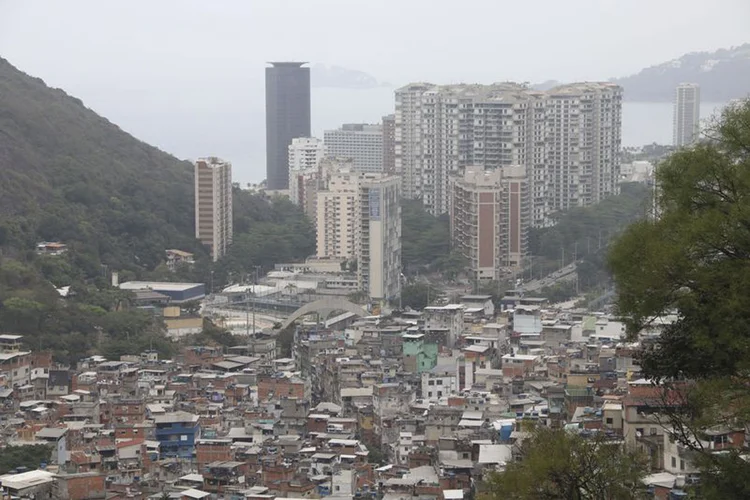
[154,411,200,459]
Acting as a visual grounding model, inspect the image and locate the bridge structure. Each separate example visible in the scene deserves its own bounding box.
[276,297,369,331]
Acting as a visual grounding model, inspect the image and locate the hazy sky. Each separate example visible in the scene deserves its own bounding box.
[1,0,748,182]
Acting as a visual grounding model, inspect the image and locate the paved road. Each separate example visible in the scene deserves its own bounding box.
[518,263,577,293]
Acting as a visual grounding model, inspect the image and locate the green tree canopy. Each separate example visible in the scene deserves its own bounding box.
[0,445,52,474]
[609,99,750,497]
[398,283,440,310]
[485,427,648,500]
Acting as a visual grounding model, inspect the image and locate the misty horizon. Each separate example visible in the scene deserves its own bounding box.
[1,0,747,182]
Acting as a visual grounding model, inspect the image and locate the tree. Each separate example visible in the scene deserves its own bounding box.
[401,200,450,273]
[0,445,52,474]
[608,99,750,497]
[485,427,648,500]
[398,283,439,310]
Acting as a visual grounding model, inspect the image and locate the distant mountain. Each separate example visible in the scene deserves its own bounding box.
[311,64,390,89]
[611,44,750,102]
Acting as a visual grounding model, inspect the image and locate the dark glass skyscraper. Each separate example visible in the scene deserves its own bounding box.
[265,62,311,190]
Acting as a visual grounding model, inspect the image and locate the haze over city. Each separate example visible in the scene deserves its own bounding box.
[1,0,748,183]
[1,1,750,496]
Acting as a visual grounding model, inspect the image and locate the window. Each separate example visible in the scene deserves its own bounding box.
[672,457,676,468]
[606,417,613,425]
[650,427,657,436]
[436,380,443,385]
[428,380,435,386]
[680,459,685,470]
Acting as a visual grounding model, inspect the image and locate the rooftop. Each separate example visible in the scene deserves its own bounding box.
[0,470,55,490]
[120,281,203,292]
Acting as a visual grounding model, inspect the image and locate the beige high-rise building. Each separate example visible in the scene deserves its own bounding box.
[358,174,401,302]
[450,166,529,282]
[316,168,401,301]
[316,170,361,259]
[395,82,622,226]
[195,157,233,261]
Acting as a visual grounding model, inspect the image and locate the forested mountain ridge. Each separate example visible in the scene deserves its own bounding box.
[0,57,201,271]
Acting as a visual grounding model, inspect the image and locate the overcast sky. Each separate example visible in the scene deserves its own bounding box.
[1,0,748,182]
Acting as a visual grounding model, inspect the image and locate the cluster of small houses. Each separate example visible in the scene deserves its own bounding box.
[0,293,743,499]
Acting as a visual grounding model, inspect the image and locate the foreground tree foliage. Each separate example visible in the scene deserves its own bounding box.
[485,427,648,500]
[609,99,750,497]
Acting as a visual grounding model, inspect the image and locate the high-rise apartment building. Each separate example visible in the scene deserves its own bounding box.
[324,124,384,173]
[449,166,529,282]
[194,157,233,261]
[316,169,401,301]
[673,83,700,147]
[382,114,396,175]
[288,137,326,173]
[358,175,401,302]
[317,170,361,260]
[395,82,622,225]
[288,137,327,220]
[265,62,311,190]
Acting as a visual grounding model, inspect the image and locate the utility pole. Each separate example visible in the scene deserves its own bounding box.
[252,265,261,335]
[245,272,250,336]
[561,246,565,270]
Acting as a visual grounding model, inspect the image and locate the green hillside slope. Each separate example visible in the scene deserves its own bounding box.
[0,58,316,362]
[0,57,201,270]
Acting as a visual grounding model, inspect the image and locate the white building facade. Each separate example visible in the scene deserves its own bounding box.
[673,83,701,147]
[324,124,384,174]
[395,82,622,225]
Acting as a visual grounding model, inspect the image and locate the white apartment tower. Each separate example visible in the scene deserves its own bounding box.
[288,137,327,218]
[395,82,622,226]
[195,157,233,261]
[288,137,327,173]
[450,166,529,281]
[316,169,401,302]
[673,83,701,147]
[324,124,384,173]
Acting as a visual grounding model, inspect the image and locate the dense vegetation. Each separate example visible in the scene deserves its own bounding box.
[609,100,750,497]
[485,427,648,499]
[529,182,650,303]
[400,200,450,274]
[0,57,315,362]
[0,445,52,474]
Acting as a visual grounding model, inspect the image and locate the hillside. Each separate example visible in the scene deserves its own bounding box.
[611,44,750,102]
[0,58,316,362]
[0,57,203,271]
